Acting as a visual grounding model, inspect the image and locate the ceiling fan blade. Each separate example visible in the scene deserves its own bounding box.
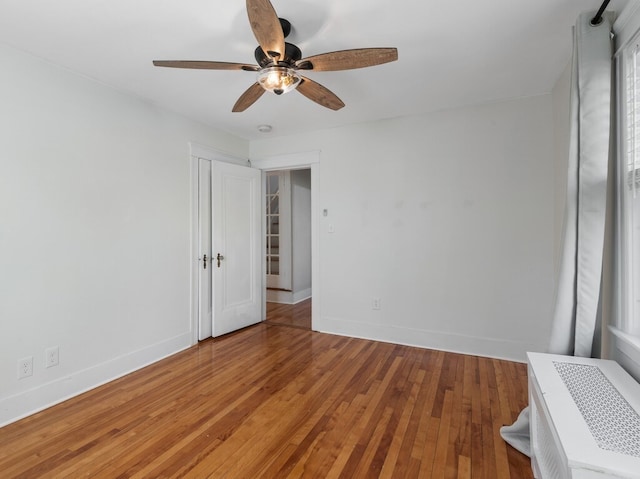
[296,48,398,71]
[246,0,285,60]
[232,82,266,112]
[153,60,259,71]
[297,77,345,111]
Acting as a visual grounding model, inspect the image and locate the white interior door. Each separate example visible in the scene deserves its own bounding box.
[212,160,262,336]
[197,158,212,340]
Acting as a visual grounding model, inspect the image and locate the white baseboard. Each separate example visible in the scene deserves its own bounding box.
[316,316,536,363]
[0,332,192,428]
[266,288,311,305]
[292,288,312,304]
[266,289,292,303]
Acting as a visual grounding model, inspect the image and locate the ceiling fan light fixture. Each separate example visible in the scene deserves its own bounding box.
[153,0,398,111]
[257,66,300,95]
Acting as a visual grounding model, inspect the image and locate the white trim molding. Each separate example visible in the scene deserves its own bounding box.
[614,0,640,54]
[266,288,312,305]
[189,142,249,166]
[319,316,536,363]
[251,150,320,170]
[251,150,320,331]
[609,325,640,381]
[0,333,191,428]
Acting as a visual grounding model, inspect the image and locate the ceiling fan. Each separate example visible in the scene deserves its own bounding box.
[153,0,398,112]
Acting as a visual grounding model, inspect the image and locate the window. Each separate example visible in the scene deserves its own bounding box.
[617,34,640,337]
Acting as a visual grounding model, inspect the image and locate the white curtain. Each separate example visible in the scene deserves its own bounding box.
[500,11,613,457]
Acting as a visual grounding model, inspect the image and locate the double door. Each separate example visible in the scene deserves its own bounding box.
[198,159,261,338]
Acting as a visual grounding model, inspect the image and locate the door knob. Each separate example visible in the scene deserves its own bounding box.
[203,254,207,269]
[216,253,224,268]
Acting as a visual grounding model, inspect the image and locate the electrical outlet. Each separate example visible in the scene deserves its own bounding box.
[45,346,59,368]
[372,297,381,310]
[18,356,33,379]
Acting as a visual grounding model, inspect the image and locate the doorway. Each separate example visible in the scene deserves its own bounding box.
[252,150,320,333]
[190,146,320,342]
[190,145,262,342]
[264,168,312,330]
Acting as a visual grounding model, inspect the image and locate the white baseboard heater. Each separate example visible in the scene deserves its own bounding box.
[528,352,640,479]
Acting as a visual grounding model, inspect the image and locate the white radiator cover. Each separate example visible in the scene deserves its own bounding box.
[528,353,640,479]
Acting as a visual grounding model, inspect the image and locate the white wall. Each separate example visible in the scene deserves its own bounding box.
[291,169,312,302]
[0,40,558,426]
[0,43,248,426]
[251,95,556,361]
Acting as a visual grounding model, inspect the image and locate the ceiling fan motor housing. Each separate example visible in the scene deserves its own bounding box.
[253,17,299,68]
[254,42,301,68]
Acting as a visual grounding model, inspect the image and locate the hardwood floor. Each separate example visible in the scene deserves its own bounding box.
[265,299,312,330]
[0,305,532,478]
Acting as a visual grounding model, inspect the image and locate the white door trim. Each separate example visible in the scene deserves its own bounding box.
[190,142,249,166]
[197,158,212,340]
[251,150,320,170]
[251,151,320,331]
[189,142,251,345]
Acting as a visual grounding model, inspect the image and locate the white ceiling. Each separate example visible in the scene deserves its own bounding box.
[0,0,629,140]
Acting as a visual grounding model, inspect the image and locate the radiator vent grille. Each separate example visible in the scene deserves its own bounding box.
[533,401,563,479]
[553,361,640,458]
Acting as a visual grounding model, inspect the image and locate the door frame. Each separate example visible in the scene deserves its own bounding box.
[197,158,212,340]
[189,144,320,343]
[251,151,320,331]
[189,142,253,344]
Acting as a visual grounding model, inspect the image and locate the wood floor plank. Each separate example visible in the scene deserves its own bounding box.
[447,356,468,478]
[417,416,441,477]
[490,383,512,479]
[431,388,454,478]
[457,455,472,479]
[409,351,445,462]
[0,302,533,478]
[377,352,424,478]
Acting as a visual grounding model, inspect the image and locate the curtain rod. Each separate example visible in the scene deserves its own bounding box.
[591,0,611,26]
